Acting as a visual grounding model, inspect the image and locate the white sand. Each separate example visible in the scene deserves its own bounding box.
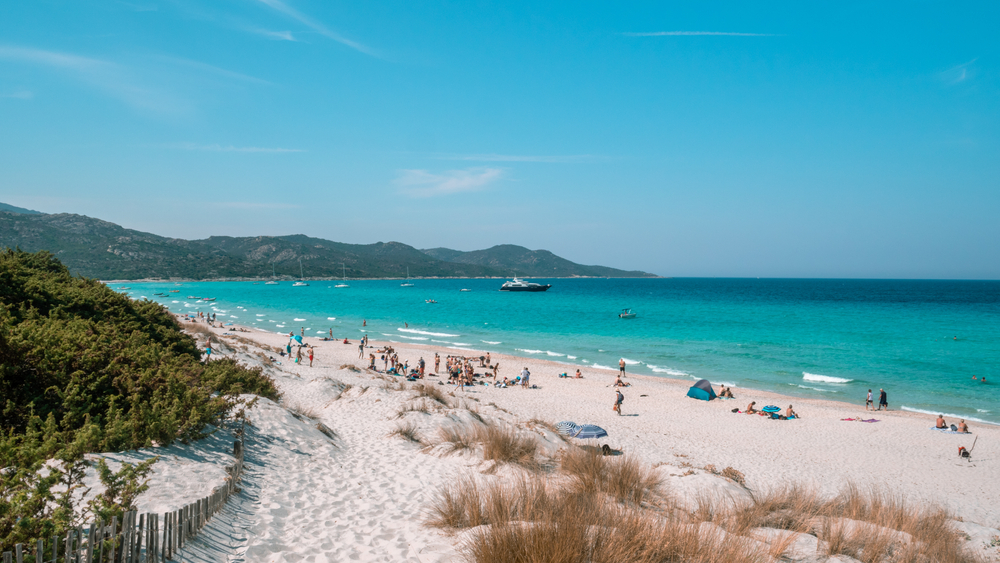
[111,318,1000,561]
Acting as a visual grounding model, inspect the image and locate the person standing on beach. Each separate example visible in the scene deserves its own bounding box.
[878,388,888,411]
[295,346,302,364]
[619,358,626,376]
[521,367,530,388]
[308,346,314,367]
[205,343,212,362]
[614,389,624,415]
[866,389,873,411]
[434,353,440,373]
[300,327,304,337]
[329,329,333,338]
[419,357,425,376]
[359,342,364,359]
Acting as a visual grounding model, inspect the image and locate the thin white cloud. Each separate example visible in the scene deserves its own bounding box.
[256,0,375,56]
[151,55,270,85]
[0,45,270,114]
[940,59,977,85]
[250,29,297,41]
[433,153,601,163]
[624,31,780,37]
[171,143,305,153]
[1,90,33,99]
[396,167,503,197]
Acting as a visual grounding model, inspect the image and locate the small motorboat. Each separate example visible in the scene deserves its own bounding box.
[460,289,472,292]
[292,281,309,287]
[202,297,216,302]
[168,290,180,293]
[116,286,131,290]
[618,308,636,319]
[154,292,165,296]
[426,299,438,304]
[187,296,199,299]
[500,277,551,292]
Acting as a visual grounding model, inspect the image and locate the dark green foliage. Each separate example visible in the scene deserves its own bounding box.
[88,458,158,523]
[0,249,280,550]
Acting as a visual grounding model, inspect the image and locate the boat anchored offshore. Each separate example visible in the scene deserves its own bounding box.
[619,308,636,319]
[335,263,349,288]
[401,267,414,287]
[500,277,551,292]
[293,258,309,287]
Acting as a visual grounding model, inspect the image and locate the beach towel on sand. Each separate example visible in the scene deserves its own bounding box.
[930,427,967,434]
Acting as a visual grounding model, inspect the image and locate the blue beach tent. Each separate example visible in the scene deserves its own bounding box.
[686,379,717,401]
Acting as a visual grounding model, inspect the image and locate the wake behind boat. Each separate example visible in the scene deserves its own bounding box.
[499,277,551,292]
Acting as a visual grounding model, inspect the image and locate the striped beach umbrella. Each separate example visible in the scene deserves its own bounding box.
[555,421,579,436]
[762,405,781,413]
[570,424,608,440]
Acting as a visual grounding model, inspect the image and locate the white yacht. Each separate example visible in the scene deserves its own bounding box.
[499,277,551,292]
[265,264,279,285]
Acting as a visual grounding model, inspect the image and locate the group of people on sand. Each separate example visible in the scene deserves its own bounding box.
[936,414,971,433]
[718,385,735,398]
[865,388,889,411]
[743,401,799,419]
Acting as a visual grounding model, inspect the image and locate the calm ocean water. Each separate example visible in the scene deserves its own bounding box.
[119,278,1000,425]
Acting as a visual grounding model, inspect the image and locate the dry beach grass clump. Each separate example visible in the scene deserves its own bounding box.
[427,447,983,563]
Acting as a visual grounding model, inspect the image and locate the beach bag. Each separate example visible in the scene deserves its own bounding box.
[731,408,739,413]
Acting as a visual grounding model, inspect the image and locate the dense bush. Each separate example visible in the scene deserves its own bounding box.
[0,249,280,550]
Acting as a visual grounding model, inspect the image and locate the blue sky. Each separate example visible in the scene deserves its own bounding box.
[1,1,997,278]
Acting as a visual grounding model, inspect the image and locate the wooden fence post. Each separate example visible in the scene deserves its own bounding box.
[35,539,43,563]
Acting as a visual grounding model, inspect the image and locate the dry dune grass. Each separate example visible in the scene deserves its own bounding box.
[428,453,980,563]
[414,383,450,406]
[430,475,767,563]
[435,422,541,470]
[388,421,423,444]
[560,446,664,506]
[696,482,980,563]
[478,425,539,469]
[438,425,478,455]
[282,400,320,420]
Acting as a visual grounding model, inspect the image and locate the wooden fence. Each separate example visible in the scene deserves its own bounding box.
[3,437,244,563]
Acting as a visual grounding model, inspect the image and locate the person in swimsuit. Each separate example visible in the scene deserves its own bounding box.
[614,389,624,415]
[575,369,583,378]
[957,419,970,433]
[936,414,948,429]
[786,405,798,418]
[619,358,626,376]
[866,389,873,411]
[878,389,888,411]
[746,401,757,414]
[308,346,314,367]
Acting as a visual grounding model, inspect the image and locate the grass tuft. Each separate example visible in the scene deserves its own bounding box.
[388,421,423,444]
[414,383,449,406]
[560,446,664,506]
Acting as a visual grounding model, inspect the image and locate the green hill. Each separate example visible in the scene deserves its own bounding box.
[421,244,657,278]
[0,204,656,280]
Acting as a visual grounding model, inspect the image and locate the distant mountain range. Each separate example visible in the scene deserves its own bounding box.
[0,204,657,280]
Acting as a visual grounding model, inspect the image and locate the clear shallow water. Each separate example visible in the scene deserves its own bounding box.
[119,278,1000,425]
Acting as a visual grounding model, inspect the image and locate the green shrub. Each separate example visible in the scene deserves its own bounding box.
[0,249,280,551]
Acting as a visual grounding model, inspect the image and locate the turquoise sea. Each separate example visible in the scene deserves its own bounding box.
[118,278,1000,425]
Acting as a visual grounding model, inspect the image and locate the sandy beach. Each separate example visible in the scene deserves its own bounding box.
[86,316,1000,562]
